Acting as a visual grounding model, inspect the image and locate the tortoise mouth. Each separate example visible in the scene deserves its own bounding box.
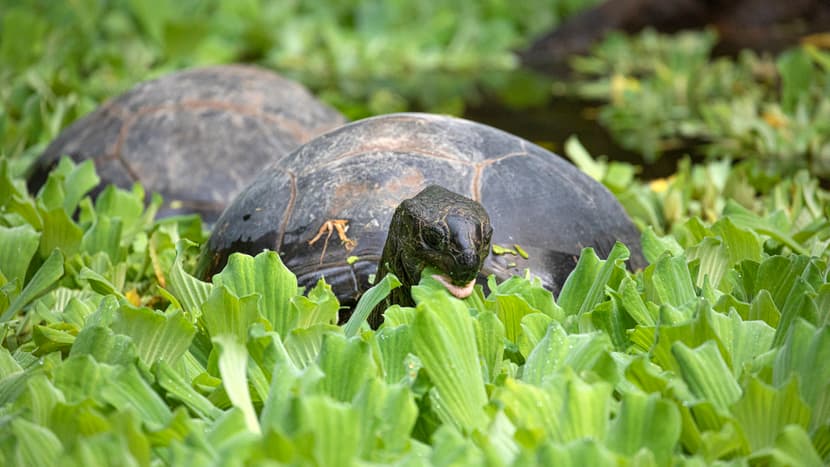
[431,273,476,299]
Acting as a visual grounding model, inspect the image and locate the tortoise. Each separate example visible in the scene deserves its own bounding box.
[27,65,346,222]
[197,112,646,325]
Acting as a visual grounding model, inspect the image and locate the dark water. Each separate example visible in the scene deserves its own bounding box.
[464,96,689,180]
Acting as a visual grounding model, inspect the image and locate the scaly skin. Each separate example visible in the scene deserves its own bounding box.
[369,185,492,328]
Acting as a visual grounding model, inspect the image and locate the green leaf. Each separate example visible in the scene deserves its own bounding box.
[213,251,298,336]
[0,225,40,290]
[61,158,100,215]
[201,285,259,344]
[70,325,137,366]
[605,391,681,465]
[297,396,361,465]
[38,206,83,257]
[641,226,683,264]
[82,215,124,261]
[774,322,830,428]
[749,289,781,328]
[53,355,112,404]
[111,305,195,367]
[721,310,775,380]
[317,332,375,402]
[374,325,418,388]
[564,135,605,181]
[292,279,340,328]
[777,48,814,114]
[497,370,612,443]
[487,294,536,344]
[521,322,568,386]
[22,374,64,426]
[773,278,819,347]
[724,201,807,255]
[93,185,148,239]
[487,275,561,320]
[558,242,629,326]
[2,249,64,323]
[518,312,553,359]
[751,424,825,467]
[77,267,125,300]
[213,335,260,434]
[474,311,505,384]
[412,280,488,433]
[648,253,696,308]
[730,376,811,451]
[166,240,213,320]
[673,340,741,411]
[345,272,401,336]
[99,365,173,430]
[352,380,418,457]
[155,361,223,421]
[536,439,621,466]
[11,418,63,466]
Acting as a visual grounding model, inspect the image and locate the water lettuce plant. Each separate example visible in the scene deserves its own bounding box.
[559,29,830,178]
[1,156,828,465]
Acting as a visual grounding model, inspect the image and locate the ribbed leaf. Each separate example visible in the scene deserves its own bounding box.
[0,225,40,291]
[99,365,172,430]
[558,242,629,326]
[292,278,339,328]
[673,341,741,411]
[487,294,535,344]
[2,248,64,323]
[284,324,337,369]
[111,304,195,367]
[748,289,780,327]
[23,374,64,426]
[38,206,83,257]
[201,285,259,344]
[649,254,696,308]
[166,240,213,320]
[213,335,260,434]
[517,312,553,358]
[317,332,374,402]
[722,310,775,380]
[213,251,298,336]
[52,355,112,404]
[641,226,683,264]
[750,425,824,467]
[474,311,505,384]
[155,361,222,421]
[81,215,123,262]
[606,391,681,465]
[352,379,418,457]
[11,418,63,466]
[774,322,830,428]
[521,322,569,386]
[730,376,810,451]
[93,185,146,239]
[71,325,137,366]
[412,279,488,433]
[344,272,401,337]
[298,396,360,465]
[486,275,561,320]
[537,439,621,466]
[374,325,416,385]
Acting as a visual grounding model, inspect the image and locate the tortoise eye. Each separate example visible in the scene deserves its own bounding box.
[422,225,445,250]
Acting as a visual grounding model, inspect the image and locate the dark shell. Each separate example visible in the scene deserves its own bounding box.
[27,65,346,222]
[199,113,645,305]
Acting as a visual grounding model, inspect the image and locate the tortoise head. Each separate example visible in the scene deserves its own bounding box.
[371,185,492,325]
